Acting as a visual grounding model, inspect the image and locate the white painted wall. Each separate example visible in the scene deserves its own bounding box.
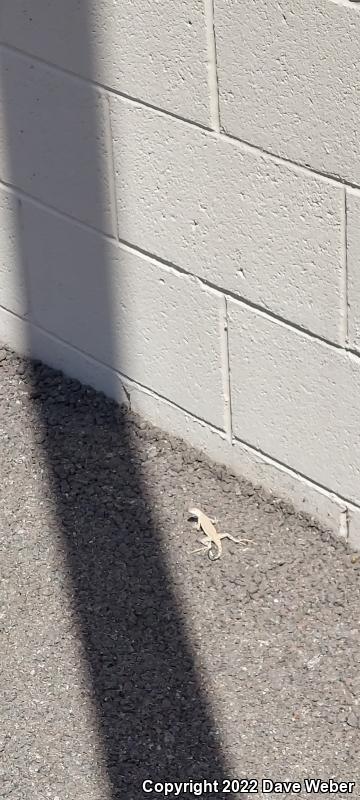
[0,1,359,546]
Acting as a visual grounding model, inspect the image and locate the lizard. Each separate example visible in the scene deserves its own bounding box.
[188,507,253,561]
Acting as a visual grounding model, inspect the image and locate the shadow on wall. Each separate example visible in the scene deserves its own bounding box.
[0,5,232,798]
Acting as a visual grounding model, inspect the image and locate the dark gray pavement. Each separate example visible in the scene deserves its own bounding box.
[1,347,359,799]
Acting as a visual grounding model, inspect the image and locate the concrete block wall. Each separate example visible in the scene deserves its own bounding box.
[0,1,359,546]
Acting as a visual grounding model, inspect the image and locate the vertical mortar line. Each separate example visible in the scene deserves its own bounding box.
[340,185,349,347]
[220,294,233,444]
[340,507,349,542]
[17,195,32,324]
[103,89,120,241]
[204,0,221,133]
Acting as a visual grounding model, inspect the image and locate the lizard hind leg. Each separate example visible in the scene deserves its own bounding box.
[191,537,212,555]
[224,533,254,545]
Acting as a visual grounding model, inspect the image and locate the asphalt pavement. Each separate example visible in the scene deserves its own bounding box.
[1,346,359,799]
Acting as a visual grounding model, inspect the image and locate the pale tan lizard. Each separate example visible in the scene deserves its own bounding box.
[188,507,253,561]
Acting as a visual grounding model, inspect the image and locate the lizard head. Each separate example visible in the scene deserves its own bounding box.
[188,507,200,519]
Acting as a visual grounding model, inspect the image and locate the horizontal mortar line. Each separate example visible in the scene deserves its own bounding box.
[122,376,226,437]
[114,235,357,357]
[0,302,124,383]
[25,314,227,437]
[1,173,358,362]
[0,42,212,135]
[0,175,119,243]
[2,42,360,192]
[1,173,359,360]
[2,302,360,516]
[232,433,360,515]
[222,131,360,191]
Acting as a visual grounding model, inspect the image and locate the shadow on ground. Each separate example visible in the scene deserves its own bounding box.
[24,361,231,797]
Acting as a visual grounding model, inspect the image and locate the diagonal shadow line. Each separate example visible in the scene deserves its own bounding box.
[0,5,238,797]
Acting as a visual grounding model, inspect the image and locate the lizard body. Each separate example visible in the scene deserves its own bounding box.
[188,507,252,561]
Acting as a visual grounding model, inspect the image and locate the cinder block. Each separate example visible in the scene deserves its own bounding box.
[228,300,360,506]
[0,48,114,233]
[111,99,343,342]
[216,0,360,184]
[0,305,30,357]
[22,200,225,428]
[0,1,210,126]
[348,507,360,550]
[0,187,27,316]
[347,190,360,352]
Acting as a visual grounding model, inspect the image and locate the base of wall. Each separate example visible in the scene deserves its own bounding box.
[1,302,359,551]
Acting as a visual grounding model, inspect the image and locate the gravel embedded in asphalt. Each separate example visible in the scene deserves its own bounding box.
[1,346,359,799]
